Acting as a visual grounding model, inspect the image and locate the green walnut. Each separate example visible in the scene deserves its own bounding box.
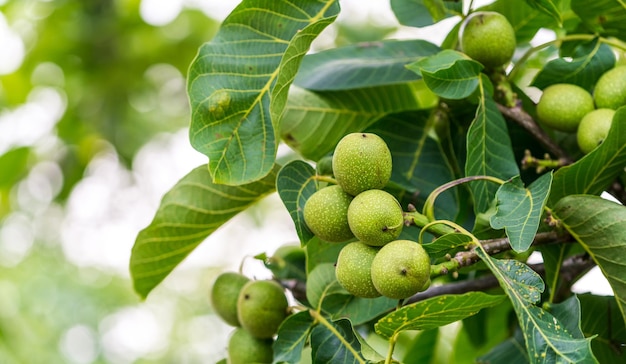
[577,108,616,154]
[210,272,250,326]
[459,11,516,69]
[332,133,392,196]
[594,66,626,109]
[371,240,431,299]
[347,189,403,247]
[335,242,381,298]
[303,185,354,242]
[536,83,594,132]
[227,328,273,364]
[237,280,288,339]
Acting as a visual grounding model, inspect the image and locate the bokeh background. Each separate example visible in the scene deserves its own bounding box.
[0,1,612,363]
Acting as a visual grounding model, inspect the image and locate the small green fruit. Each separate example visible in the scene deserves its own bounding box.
[227,328,273,364]
[459,11,516,69]
[303,185,354,243]
[237,280,288,339]
[316,155,334,176]
[332,133,392,196]
[335,242,381,298]
[210,272,250,326]
[536,84,594,132]
[577,108,616,154]
[371,240,431,299]
[594,66,626,109]
[347,189,403,247]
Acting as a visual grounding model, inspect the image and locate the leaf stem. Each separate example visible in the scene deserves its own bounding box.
[313,175,338,184]
[403,210,456,237]
[308,309,367,364]
[418,219,473,245]
[385,333,399,364]
[423,176,505,221]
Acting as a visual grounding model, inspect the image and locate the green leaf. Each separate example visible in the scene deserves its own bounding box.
[475,250,598,363]
[366,111,458,220]
[274,311,315,364]
[478,329,528,364]
[422,233,473,259]
[407,50,483,100]
[294,39,440,91]
[548,107,626,205]
[280,82,437,161]
[524,0,562,26]
[306,263,344,309]
[539,243,572,300]
[187,0,339,185]
[531,39,615,92]
[490,173,552,252]
[374,292,506,340]
[130,164,277,298]
[571,0,626,41]
[322,294,397,326]
[310,318,369,364]
[465,80,520,213]
[550,295,586,339]
[402,329,439,363]
[276,160,317,245]
[578,294,626,364]
[390,0,462,27]
[553,195,626,326]
[305,237,347,274]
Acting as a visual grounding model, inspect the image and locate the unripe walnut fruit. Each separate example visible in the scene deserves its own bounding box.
[594,66,626,109]
[210,272,250,326]
[332,133,392,196]
[227,328,273,364]
[370,240,431,299]
[459,11,516,69]
[577,108,615,154]
[303,185,354,242]
[536,84,594,132]
[347,189,403,247]
[335,242,381,298]
[237,280,288,339]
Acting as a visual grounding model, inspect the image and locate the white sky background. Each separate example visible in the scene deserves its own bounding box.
[0,0,617,362]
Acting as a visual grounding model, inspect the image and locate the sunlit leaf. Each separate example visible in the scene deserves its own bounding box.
[294,39,440,90]
[188,0,339,185]
[276,160,317,245]
[274,311,315,364]
[466,78,520,213]
[280,82,437,161]
[375,292,505,340]
[548,107,626,205]
[476,250,598,363]
[407,50,483,100]
[532,38,615,91]
[130,165,277,298]
[490,173,552,252]
[553,195,626,326]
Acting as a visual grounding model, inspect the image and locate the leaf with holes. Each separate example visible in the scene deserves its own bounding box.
[187,0,339,185]
[490,173,552,252]
[375,292,505,340]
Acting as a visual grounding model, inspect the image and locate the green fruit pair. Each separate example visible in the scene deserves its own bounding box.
[336,240,431,300]
[459,11,516,69]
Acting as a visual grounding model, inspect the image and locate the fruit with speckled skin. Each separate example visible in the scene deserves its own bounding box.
[371,240,431,299]
[227,328,273,364]
[210,272,250,326]
[332,133,392,196]
[460,11,516,69]
[594,66,626,109]
[303,185,354,242]
[237,280,288,339]
[577,108,615,154]
[347,190,403,246]
[537,84,594,132]
[335,242,381,298]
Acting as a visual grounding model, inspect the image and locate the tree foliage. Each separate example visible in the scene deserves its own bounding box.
[130,0,626,363]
